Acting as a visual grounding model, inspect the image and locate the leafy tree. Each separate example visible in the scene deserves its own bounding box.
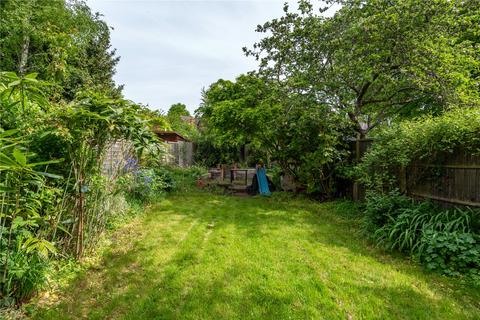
[197,74,352,195]
[245,0,480,139]
[166,103,196,138]
[62,3,123,99]
[196,76,269,148]
[138,106,171,132]
[0,0,122,100]
[167,103,190,118]
[195,76,269,166]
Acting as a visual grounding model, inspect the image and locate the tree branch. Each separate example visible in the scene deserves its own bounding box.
[356,73,380,108]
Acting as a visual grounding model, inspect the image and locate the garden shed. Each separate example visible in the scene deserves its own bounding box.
[155,130,193,167]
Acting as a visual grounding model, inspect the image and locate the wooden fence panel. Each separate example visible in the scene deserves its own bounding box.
[164,141,194,167]
[349,140,480,207]
[407,152,480,207]
[102,139,135,178]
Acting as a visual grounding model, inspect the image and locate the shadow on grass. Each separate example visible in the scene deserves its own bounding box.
[31,192,480,319]
[157,193,480,310]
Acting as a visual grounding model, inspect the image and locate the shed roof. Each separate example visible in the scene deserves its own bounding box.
[154,130,189,142]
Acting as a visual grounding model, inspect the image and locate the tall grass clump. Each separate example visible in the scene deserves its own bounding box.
[168,165,207,193]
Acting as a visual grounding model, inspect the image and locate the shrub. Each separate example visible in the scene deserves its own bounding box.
[168,166,207,192]
[0,249,49,307]
[372,201,436,252]
[0,139,59,305]
[267,165,282,191]
[183,165,207,180]
[357,108,480,191]
[364,192,480,278]
[118,168,170,203]
[363,190,413,233]
[154,167,176,191]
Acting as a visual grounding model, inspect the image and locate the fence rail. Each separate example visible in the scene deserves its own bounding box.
[353,139,480,207]
[407,152,480,207]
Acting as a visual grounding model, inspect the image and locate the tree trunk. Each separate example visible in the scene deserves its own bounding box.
[239,145,246,163]
[352,131,366,201]
[18,33,30,76]
[353,134,360,201]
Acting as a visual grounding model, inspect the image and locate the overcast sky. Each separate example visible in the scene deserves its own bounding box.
[85,0,292,113]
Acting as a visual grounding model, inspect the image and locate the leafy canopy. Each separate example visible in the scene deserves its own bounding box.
[245,0,480,137]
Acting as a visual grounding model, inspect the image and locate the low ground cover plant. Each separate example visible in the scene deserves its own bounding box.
[364,191,480,281]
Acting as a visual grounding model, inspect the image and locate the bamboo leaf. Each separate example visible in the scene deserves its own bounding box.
[55,223,71,236]
[24,73,38,80]
[0,152,19,168]
[0,129,18,138]
[36,171,63,179]
[27,158,64,168]
[12,148,27,166]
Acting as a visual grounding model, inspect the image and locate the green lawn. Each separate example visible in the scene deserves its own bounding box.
[31,192,480,319]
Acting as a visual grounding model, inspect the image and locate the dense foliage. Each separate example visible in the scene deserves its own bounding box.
[0,70,175,305]
[364,192,480,280]
[196,74,353,195]
[0,0,122,99]
[118,167,175,204]
[0,0,179,306]
[166,103,197,138]
[357,108,480,191]
[245,0,480,138]
[194,0,480,279]
[198,0,480,196]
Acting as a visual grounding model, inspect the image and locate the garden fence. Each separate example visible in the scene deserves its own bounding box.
[163,141,194,167]
[102,139,135,178]
[353,140,480,207]
[407,152,480,207]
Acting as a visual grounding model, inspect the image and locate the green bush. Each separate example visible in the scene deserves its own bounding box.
[363,190,414,233]
[154,167,176,191]
[363,192,480,278]
[117,168,172,204]
[357,108,480,191]
[267,165,282,191]
[372,201,436,252]
[0,249,49,307]
[0,136,60,305]
[168,166,207,192]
